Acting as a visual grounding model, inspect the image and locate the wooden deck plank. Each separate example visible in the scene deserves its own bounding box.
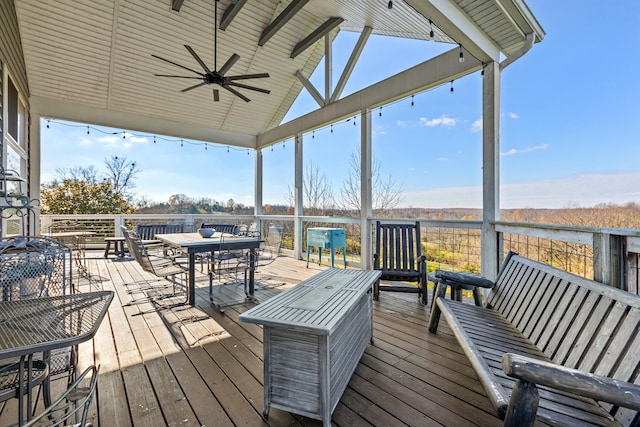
[18,252,517,427]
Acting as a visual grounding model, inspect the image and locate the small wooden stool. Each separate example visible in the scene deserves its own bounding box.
[104,237,126,258]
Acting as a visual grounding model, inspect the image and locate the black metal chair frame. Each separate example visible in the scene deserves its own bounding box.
[373,221,428,305]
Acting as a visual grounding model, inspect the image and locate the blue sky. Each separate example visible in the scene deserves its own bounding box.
[41,1,640,209]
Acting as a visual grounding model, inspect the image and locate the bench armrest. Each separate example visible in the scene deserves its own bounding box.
[502,353,640,412]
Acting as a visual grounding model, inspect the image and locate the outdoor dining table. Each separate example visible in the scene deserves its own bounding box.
[154,232,262,306]
[0,290,113,425]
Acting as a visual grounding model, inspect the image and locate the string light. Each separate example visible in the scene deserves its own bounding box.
[387,1,393,10]
[481,62,486,78]
[429,19,434,38]
[458,44,465,63]
[86,126,90,135]
[43,77,456,151]
[312,130,315,139]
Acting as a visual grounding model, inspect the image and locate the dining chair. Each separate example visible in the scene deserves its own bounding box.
[22,365,99,427]
[237,223,284,294]
[121,226,187,306]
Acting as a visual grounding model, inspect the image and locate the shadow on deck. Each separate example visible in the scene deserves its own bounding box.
[1,252,503,427]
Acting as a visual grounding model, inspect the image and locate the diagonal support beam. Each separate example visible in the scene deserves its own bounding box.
[220,0,248,30]
[330,26,372,103]
[290,17,344,59]
[171,0,184,12]
[295,70,325,108]
[259,0,310,46]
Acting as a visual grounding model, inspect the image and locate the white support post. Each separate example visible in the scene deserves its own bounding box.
[294,133,304,260]
[255,148,263,217]
[324,35,332,103]
[28,114,42,235]
[360,109,373,269]
[481,61,500,279]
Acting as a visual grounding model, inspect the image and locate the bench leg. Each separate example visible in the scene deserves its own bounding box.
[503,380,539,427]
[104,241,111,258]
[428,283,447,333]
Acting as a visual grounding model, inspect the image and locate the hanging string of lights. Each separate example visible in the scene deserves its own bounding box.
[46,62,476,154]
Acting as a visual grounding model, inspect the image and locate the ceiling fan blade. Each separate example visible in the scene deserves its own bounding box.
[154,74,203,79]
[184,45,212,74]
[152,54,203,76]
[224,85,251,102]
[213,89,220,102]
[181,82,206,92]
[227,73,270,81]
[218,53,240,76]
[228,82,270,94]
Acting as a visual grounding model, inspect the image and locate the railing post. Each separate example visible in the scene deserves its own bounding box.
[184,215,195,232]
[593,232,624,289]
[114,215,125,236]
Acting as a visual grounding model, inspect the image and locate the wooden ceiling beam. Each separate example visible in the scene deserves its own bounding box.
[220,0,248,30]
[290,17,344,59]
[171,0,184,12]
[259,0,310,46]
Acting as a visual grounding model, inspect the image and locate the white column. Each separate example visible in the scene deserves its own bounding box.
[294,133,304,260]
[254,148,263,217]
[29,114,42,234]
[360,109,372,269]
[481,61,500,279]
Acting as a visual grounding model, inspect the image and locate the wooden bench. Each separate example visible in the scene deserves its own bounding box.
[103,236,126,258]
[428,252,640,426]
[135,223,184,241]
[200,223,238,235]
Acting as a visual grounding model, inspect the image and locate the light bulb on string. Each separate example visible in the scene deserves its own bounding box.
[46,120,50,129]
[331,124,333,133]
[429,19,434,38]
[450,80,454,93]
[227,146,230,153]
[153,136,156,144]
[205,143,207,150]
[379,107,382,117]
[481,62,486,78]
[411,94,415,107]
[87,126,90,135]
[312,130,315,139]
[458,44,465,63]
[387,1,393,11]
[180,139,183,147]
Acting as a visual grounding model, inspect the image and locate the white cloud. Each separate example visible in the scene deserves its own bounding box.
[470,119,482,133]
[420,115,457,127]
[128,136,149,143]
[98,136,120,144]
[400,171,640,209]
[509,112,519,119]
[436,157,448,161]
[501,143,549,156]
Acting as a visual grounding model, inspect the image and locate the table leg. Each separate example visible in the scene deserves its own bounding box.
[103,241,111,258]
[306,244,311,268]
[330,247,335,268]
[248,248,256,297]
[188,254,196,306]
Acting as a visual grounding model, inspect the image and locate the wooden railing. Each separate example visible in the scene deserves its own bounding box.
[40,214,640,294]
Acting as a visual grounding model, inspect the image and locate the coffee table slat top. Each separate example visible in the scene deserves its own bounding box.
[239,269,381,334]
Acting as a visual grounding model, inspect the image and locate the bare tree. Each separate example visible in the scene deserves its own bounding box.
[104,155,139,199]
[286,161,336,215]
[339,148,404,216]
[55,165,100,184]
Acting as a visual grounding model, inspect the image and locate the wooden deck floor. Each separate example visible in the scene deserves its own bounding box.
[2,251,505,427]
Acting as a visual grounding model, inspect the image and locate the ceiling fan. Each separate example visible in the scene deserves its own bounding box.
[152,0,270,103]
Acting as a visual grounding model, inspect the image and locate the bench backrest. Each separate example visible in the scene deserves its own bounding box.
[488,253,640,424]
[135,223,184,240]
[201,224,238,235]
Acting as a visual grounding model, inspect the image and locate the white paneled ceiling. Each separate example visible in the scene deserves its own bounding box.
[14,0,543,147]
